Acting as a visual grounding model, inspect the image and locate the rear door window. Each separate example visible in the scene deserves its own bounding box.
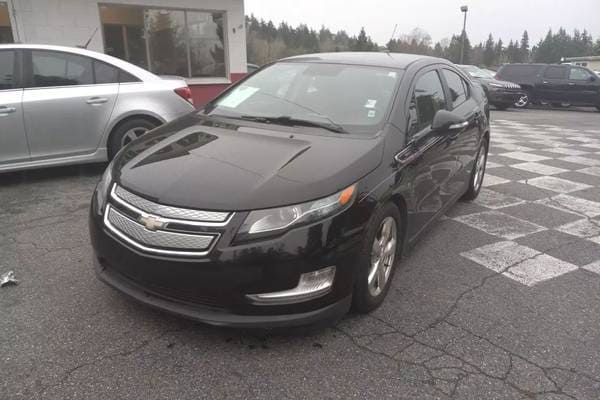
[30,50,93,87]
[94,60,119,84]
[119,70,140,83]
[543,66,567,80]
[0,50,15,90]
[442,69,468,108]
[409,70,447,135]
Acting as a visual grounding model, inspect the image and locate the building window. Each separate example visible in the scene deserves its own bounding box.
[99,4,226,79]
[0,2,14,43]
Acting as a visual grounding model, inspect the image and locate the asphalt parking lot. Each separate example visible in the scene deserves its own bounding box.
[2,107,600,400]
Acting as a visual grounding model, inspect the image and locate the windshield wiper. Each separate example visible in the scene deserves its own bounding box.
[239,115,348,134]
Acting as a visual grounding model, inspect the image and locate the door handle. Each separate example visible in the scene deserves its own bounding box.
[0,106,16,115]
[568,83,575,86]
[542,81,549,84]
[86,97,108,105]
[448,121,468,130]
[395,136,442,167]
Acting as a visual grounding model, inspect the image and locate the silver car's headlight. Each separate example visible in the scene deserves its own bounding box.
[94,162,113,215]
[236,185,357,240]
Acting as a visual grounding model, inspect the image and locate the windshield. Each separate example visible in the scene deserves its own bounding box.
[206,62,403,134]
[461,65,494,79]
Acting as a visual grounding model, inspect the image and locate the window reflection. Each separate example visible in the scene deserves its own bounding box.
[188,11,226,78]
[0,2,14,43]
[100,5,227,78]
[146,9,187,76]
[412,70,447,133]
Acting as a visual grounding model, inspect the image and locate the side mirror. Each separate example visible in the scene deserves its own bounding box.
[590,75,597,82]
[432,110,467,131]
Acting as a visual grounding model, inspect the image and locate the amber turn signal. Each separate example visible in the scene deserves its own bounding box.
[338,185,356,205]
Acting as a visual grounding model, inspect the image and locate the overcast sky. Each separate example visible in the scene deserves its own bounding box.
[245,0,600,46]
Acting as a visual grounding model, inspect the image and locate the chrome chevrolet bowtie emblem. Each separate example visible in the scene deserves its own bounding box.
[139,215,166,231]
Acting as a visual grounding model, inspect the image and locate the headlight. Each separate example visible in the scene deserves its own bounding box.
[236,184,357,240]
[94,162,113,215]
[488,82,503,88]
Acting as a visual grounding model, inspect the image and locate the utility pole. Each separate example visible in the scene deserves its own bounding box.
[460,5,469,64]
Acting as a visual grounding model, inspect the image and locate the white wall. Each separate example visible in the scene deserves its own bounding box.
[6,0,247,74]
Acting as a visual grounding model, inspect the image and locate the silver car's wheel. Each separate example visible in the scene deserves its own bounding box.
[108,118,159,159]
[121,127,150,147]
[368,217,397,297]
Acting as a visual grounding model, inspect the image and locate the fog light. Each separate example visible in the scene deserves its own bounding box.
[246,266,336,305]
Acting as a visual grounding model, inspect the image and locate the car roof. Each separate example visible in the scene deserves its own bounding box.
[500,63,548,67]
[0,43,159,81]
[280,52,449,69]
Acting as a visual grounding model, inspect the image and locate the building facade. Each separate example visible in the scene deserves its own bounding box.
[1,0,247,105]
[562,56,600,72]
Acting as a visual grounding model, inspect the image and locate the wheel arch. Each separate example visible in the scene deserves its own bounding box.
[389,193,409,257]
[104,113,164,158]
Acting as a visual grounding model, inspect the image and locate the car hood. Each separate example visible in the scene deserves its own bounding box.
[113,114,384,211]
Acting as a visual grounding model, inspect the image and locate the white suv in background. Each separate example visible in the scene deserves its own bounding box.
[0,44,196,173]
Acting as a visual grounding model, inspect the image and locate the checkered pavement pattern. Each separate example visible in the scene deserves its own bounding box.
[453,119,600,286]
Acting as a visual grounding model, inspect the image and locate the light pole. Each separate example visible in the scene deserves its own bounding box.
[460,5,469,64]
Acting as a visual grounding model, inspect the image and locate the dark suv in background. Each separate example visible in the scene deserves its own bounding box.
[458,65,523,110]
[496,63,600,111]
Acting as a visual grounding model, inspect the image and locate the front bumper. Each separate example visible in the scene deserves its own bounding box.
[89,205,363,328]
[488,89,524,106]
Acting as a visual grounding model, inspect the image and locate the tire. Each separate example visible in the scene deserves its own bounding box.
[462,137,489,201]
[352,202,402,313]
[108,117,159,159]
[514,93,530,109]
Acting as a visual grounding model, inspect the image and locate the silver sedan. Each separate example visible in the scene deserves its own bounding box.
[0,44,196,173]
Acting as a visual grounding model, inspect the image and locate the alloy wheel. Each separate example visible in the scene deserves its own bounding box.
[120,127,150,148]
[368,216,397,297]
[514,94,529,108]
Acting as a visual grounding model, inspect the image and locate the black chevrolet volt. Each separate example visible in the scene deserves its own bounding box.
[89,52,490,328]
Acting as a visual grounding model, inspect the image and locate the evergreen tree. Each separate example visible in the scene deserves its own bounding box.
[445,34,471,64]
[432,42,444,58]
[245,16,597,66]
[520,30,530,62]
[581,30,594,55]
[471,43,484,66]
[506,40,522,63]
[494,39,504,64]
[483,34,495,66]
[353,27,376,51]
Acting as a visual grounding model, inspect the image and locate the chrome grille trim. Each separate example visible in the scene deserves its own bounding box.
[104,205,218,257]
[111,185,233,227]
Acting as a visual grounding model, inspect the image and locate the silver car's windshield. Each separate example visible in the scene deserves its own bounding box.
[207,62,403,134]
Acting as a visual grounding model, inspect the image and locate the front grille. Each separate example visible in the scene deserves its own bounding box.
[114,185,230,223]
[500,82,521,90]
[104,184,232,257]
[106,207,215,251]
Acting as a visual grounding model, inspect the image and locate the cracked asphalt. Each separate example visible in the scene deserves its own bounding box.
[2,107,600,400]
